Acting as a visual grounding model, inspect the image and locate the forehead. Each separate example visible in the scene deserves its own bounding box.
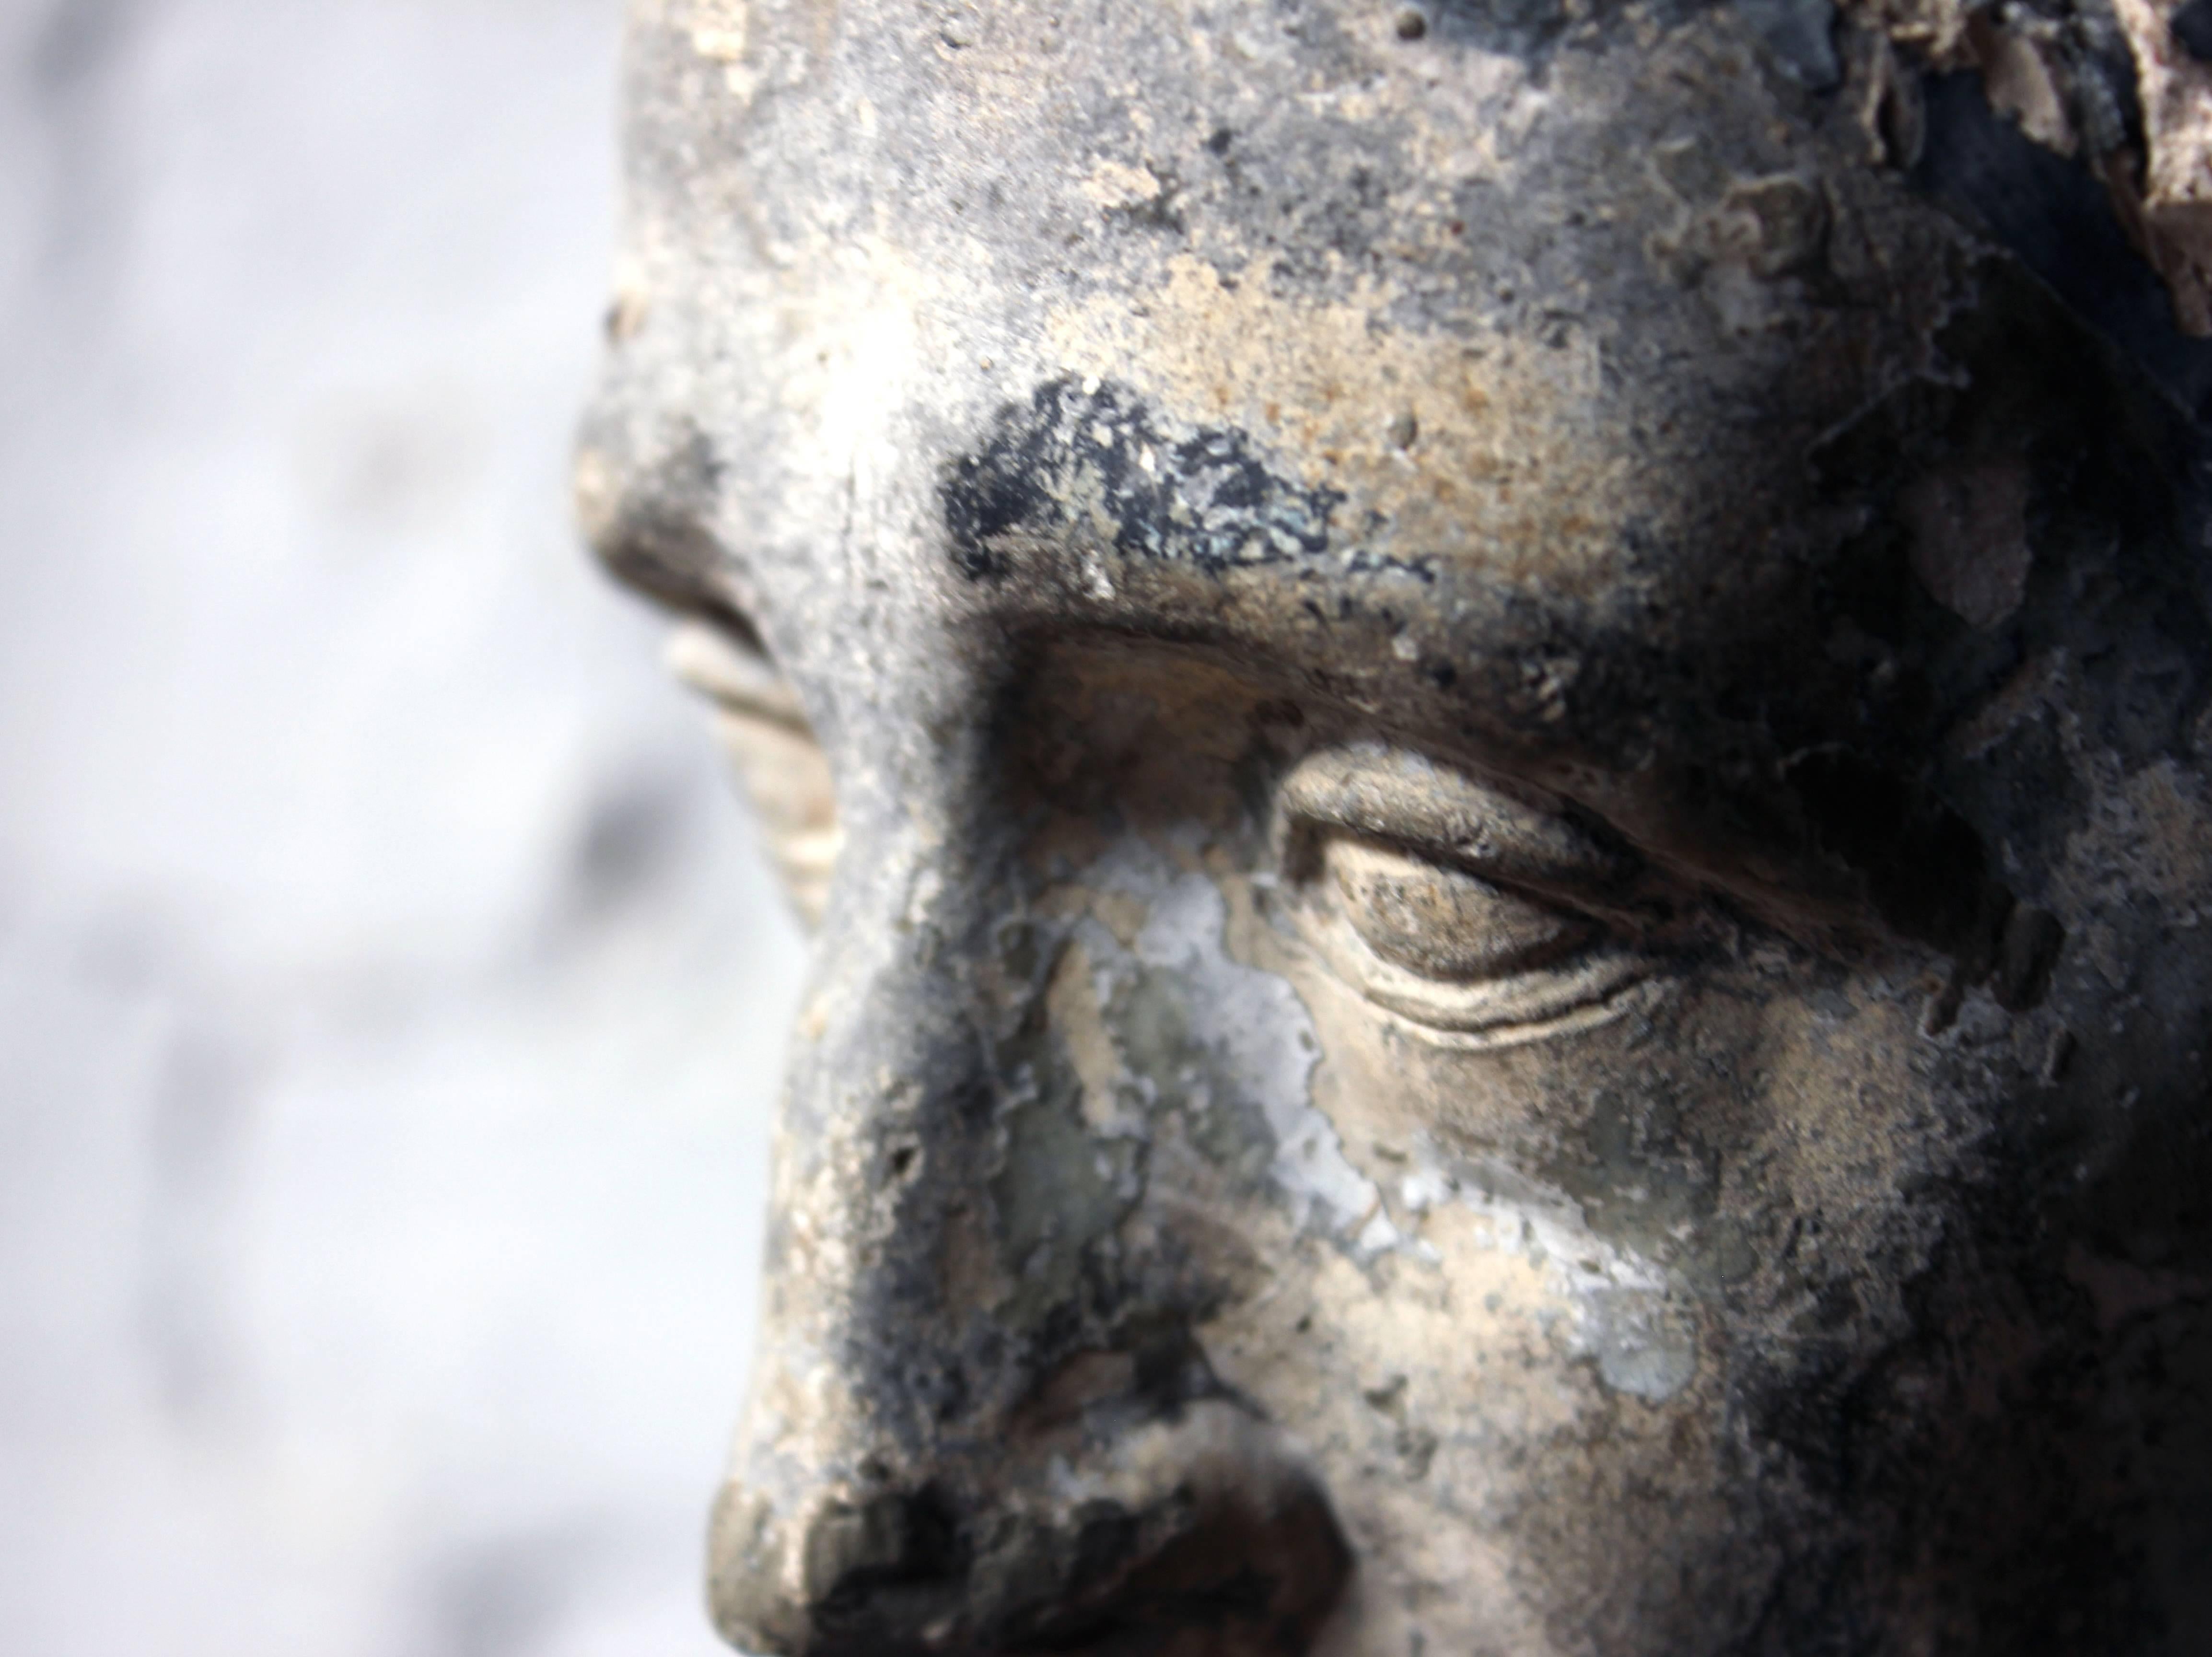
[617,9,1951,612]
[621,0,1955,473]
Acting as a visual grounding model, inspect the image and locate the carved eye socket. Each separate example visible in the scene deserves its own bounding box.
[1324,835,1596,982]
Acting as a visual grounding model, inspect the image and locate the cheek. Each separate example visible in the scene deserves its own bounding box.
[1285,940,1967,1316]
[1044,857,1383,1246]
[1280,933,1717,1182]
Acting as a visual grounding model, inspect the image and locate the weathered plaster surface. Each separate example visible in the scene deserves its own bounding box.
[582,0,2212,1648]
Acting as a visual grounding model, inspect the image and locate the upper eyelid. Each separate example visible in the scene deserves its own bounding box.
[666,617,811,731]
[1278,746,1637,899]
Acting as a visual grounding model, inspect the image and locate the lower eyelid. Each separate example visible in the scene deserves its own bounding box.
[1296,834,1662,1037]
[1334,933,1661,1042]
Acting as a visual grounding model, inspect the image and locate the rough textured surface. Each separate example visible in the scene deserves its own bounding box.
[1832,0,2212,336]
[583,0,2212,1650]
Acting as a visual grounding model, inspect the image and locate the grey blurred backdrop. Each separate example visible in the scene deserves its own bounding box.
[0,1,805,1652]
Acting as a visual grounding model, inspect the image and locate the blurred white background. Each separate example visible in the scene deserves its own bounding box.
[0,1,805,1652]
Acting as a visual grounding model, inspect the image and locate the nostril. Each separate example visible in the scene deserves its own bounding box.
[982,1457,1351,1657]
[714,1398,1348,1657]
[802,1486,969,1646]
[804,1486,965,1599]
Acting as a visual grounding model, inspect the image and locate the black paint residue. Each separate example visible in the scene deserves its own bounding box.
[943,378,1344,581]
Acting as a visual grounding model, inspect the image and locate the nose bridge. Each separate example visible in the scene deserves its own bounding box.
[759,878,1013,1445]
[710,784,1356,1657]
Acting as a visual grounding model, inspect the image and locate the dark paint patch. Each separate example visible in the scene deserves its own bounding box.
[943,378,1344,581]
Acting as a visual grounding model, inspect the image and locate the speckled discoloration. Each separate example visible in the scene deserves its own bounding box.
[582,0,2212,1650]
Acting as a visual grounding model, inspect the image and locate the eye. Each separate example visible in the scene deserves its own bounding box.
[666,618,841,927]
[1324,835,1596,982]
[1278,747,1663,1040]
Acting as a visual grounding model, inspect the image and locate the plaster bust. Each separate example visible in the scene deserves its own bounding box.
[576,0,2212,1650]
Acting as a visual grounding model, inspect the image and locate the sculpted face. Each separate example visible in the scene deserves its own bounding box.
[579,1,2212,1651]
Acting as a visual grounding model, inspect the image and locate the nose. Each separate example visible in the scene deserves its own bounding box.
[702,840,1351,1655]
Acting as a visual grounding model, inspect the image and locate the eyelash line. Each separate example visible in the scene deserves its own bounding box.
[1275,745,1636,903]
